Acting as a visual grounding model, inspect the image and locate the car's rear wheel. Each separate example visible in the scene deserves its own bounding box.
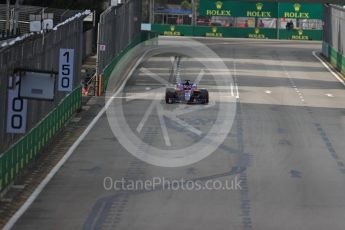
[200,89,209,104]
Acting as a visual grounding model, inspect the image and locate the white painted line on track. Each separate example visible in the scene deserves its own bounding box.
[165,115,202,136]
[156,104,171,146]
[278,59,307,104]
[136,100,157,134]
[233,62,240,99]
[174,56,182,84]
[3,48,150,230]
[140,67,170,85]
[235,84,240,99]
[172,101,216,116]
[194,69,205,85]
[170,56,175,65]
[230,83,234,97]
[3,106,108,230]
[135,83,165,86]
[312,51,345,87]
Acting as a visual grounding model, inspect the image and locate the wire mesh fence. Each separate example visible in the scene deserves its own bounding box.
[323,4,345,55]
[0,13,86,153]
[97,0,142,75]
[0,4,82,40]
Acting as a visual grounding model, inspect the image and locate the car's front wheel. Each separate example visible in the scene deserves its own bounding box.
[165,88,176,104]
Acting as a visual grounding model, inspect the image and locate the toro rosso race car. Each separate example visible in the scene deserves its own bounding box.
[165,80,209,104]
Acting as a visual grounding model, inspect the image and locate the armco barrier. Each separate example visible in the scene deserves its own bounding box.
[0,86,82,194]
[101,31,157,93]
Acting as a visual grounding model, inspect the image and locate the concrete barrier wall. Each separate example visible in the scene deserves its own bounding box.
[150,24,323,41]
[322,4,345,74]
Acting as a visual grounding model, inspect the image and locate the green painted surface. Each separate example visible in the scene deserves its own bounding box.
[0,86,82,193]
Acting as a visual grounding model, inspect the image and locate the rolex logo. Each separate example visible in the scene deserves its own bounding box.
[212,27,217,33]
[170,25,175,32]
[255,28,260,34]
[215,1,223,10]
[256,3,263,11]
[298,29,303,36]
[294,3,301,12]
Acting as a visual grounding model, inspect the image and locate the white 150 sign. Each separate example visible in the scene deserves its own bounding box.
[58,49,74,92]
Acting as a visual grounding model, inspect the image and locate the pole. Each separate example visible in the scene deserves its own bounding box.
[191,0,196,26]
[6,0,10,33]
[14,0,19,34]
[95,21,101,96]
[191,0,194,26]
[277,2,281,40]
[149,0,154,24]
[41,7,45,47]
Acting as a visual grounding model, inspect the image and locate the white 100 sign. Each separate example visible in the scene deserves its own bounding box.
[58,49,74,92]
[7,75,28,134]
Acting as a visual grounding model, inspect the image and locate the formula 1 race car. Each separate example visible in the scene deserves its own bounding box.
[165,80,209,104]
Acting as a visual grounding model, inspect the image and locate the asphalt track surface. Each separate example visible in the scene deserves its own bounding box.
[10,38,345,230]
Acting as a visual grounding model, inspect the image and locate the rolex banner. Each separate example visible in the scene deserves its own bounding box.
[278,3,323,19]
[199,1,323,20]
[199,1,277,18]
[241,2,277,18]
[199,0,233,17]
[150,24,323,41]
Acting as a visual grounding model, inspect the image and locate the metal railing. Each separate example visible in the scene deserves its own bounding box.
[0,86,82,194]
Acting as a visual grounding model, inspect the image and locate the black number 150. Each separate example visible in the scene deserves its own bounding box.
[61,51,71,88]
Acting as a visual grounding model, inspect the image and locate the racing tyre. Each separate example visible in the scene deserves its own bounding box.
[165,88,176,104]
[200,89,209,104]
